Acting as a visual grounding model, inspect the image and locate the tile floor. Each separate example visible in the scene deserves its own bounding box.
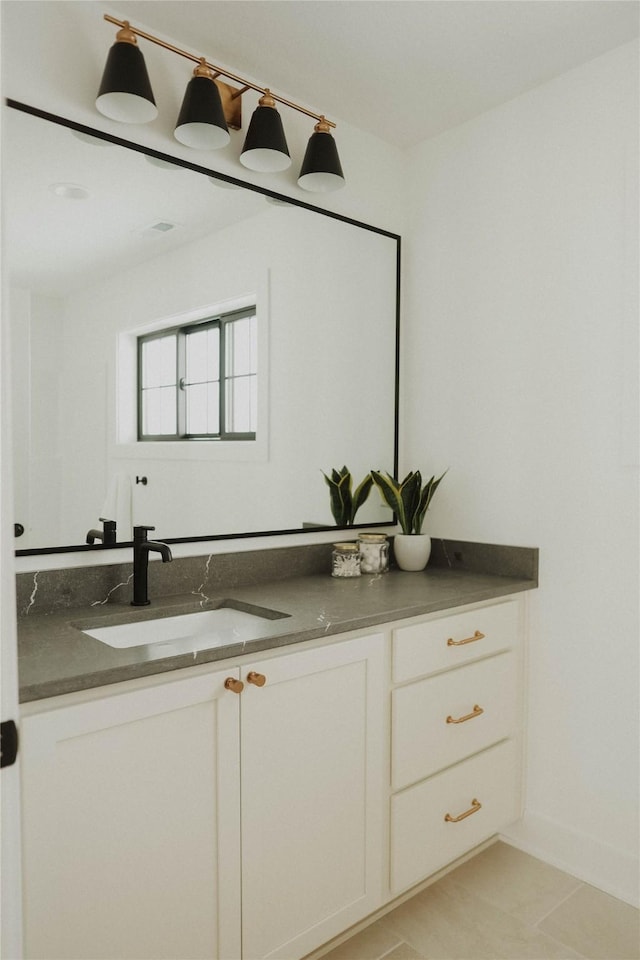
[319,842,640,960]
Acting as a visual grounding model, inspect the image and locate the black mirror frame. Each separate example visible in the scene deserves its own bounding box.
[6,99,400,557]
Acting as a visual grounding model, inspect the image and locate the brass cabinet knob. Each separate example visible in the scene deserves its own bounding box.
[247,671,267,687]
[224,677,244,695]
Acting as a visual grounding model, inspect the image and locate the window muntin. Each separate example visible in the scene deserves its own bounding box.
[225,313,258,434]
[138,308,257,441]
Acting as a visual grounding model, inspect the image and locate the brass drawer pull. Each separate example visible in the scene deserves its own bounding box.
[446,704,484,724]
[444,798,482,822]
[247,671,267,687]
[224,677,244,695]
[447,630,485,647]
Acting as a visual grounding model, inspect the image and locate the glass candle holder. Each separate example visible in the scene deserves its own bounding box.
[357,533,389,574]
[331,542,361,578]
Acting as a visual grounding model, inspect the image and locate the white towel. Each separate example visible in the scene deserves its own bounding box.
[101,473,132,542]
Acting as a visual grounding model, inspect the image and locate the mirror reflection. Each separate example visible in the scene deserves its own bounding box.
[4,103,399,553]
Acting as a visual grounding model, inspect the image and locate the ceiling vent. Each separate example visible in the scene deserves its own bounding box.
[139,220,179,237]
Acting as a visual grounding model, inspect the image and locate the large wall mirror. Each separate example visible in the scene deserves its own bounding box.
[4,101,399,555]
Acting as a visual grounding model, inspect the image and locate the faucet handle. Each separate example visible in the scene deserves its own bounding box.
[99,518,117,545]
[133,524,155,541]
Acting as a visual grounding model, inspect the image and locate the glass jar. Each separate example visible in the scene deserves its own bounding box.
[331,542,361,578]
[357,533,389,574]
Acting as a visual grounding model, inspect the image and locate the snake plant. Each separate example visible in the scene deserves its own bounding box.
[371,469,447,535]
[322,466,373,526]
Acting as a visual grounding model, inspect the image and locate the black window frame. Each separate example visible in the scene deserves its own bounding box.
[137,307,257,442]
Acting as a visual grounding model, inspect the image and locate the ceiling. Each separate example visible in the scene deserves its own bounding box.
[3,106,269,296]
[108,1,638,147]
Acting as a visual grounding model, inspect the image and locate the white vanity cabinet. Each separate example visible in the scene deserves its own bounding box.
[388,599,524,894]
[19,632,387,960]
[19,595,528,959]
[239,635,386,960]
[20,667,243,960]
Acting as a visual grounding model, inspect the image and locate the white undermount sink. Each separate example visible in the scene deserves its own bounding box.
[82,603,288,649]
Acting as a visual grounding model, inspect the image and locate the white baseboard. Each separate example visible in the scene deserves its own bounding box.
[500,810,639,908]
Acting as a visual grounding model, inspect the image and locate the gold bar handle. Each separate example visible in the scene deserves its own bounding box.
[444,799,482,823]
[447,630,485,647]
[446,704,484,724]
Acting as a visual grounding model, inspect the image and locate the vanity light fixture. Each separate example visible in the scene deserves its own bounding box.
[96,21,157,123]
[96,14,345,192]
[240,90,290,172]
[297,117,345,192]
[174,59,230,150]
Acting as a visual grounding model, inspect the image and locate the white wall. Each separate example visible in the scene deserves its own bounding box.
[402,41,639,905]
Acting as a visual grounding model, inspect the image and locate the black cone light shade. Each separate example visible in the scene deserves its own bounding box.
[95,18,345,186]
[96,23,157,123]
[240,91,291,172]
[297,118,345,192]
[174,60,230,150]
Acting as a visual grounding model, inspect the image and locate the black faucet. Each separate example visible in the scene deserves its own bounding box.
[86,518,117,545]
[131,525,173,606]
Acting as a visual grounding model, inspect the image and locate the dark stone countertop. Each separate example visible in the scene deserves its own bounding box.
[18,564,537,703]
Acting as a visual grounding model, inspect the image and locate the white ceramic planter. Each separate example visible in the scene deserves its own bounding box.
[393,534,431,571]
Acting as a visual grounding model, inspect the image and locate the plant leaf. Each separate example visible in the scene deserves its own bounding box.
[352,474,373,521]
[337,471,354,525]
[413,470,447,534]
[323,470,350,525]
[330,466,348,484]
[323,481,341,525]
[400,471,421,534]
[371,471,409,533]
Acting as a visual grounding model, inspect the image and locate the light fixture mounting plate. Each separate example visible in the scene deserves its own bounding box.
[215,78,241,130]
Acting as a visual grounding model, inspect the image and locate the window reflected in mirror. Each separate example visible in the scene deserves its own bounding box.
[138,308,257,440]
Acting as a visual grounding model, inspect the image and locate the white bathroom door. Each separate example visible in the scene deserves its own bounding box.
[1,297,24,957]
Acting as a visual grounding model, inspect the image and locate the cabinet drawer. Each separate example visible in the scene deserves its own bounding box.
[392,652,517,790]
[390,739,520,894]
[392,600,518,683]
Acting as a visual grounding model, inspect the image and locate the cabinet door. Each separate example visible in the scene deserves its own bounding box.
[20,670,242,960]
[239,634,386,960]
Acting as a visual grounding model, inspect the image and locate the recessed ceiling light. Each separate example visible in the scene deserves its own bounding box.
[264,195,291,207]
[70,130,111,147]
[145,155,179,170]
[49,182,90,200]
[209,176,241,190]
